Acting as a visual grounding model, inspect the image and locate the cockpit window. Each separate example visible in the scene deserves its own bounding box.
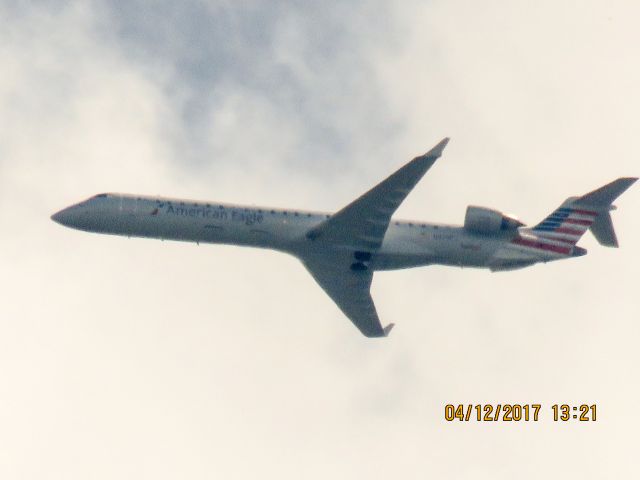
[93,193,108,199]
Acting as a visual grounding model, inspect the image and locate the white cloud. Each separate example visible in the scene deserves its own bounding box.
[1,1,638,479]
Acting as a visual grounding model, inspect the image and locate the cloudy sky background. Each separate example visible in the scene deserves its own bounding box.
[1,1,639,478]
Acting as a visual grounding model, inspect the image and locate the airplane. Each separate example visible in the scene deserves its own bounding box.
[51,138,636,338]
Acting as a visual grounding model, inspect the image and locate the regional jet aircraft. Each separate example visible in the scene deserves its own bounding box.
[51,139,636,337]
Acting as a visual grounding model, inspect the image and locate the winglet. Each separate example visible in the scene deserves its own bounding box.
[383,323,395,336]
[424,137,450,159]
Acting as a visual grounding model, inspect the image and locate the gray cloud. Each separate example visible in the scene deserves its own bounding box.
[95,1,403,180]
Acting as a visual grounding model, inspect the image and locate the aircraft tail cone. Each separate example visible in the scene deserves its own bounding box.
[572,246,588,257]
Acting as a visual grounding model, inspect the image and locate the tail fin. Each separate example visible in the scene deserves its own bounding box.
[531,177,637,247]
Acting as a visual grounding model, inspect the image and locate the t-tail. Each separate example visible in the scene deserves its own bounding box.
[529,177,637,248]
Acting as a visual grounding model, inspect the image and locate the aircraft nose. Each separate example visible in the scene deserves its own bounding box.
[51,207,72,226]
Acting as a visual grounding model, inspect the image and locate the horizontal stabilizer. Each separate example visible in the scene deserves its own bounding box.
[576,177,637,207]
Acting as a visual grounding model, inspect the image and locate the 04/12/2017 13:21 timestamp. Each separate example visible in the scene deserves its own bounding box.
[444,404,597,422]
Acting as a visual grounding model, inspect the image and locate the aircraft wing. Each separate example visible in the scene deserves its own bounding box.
[302,257,393,338]
[306,137,449,251]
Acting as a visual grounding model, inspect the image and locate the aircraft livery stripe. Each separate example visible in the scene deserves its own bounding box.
[533,226,583,236]
[562,218,593,226]
[571,208,598,216]
[511,238,571,255]
[554,227,583,236]
[533,234,577,244]
[533,225,579,233]
[567,212,598,220]
[536,221,563,228]
[538,233,580,242]
[535,208,597,230]
[535,220,591,228]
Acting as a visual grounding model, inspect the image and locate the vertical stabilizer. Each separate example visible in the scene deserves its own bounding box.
[530,202,598,245]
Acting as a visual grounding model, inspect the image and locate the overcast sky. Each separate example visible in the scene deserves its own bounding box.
[1,1,639,478]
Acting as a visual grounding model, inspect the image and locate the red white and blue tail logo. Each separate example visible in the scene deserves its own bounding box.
[531,206,598,245]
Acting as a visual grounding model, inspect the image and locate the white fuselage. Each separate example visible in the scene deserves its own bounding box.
[52,193,580,272]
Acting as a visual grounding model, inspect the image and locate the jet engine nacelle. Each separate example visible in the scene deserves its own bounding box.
[464,206,524,235]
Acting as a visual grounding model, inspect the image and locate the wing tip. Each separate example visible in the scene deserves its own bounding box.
[383,323,395,336]
[424,137,450,159]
